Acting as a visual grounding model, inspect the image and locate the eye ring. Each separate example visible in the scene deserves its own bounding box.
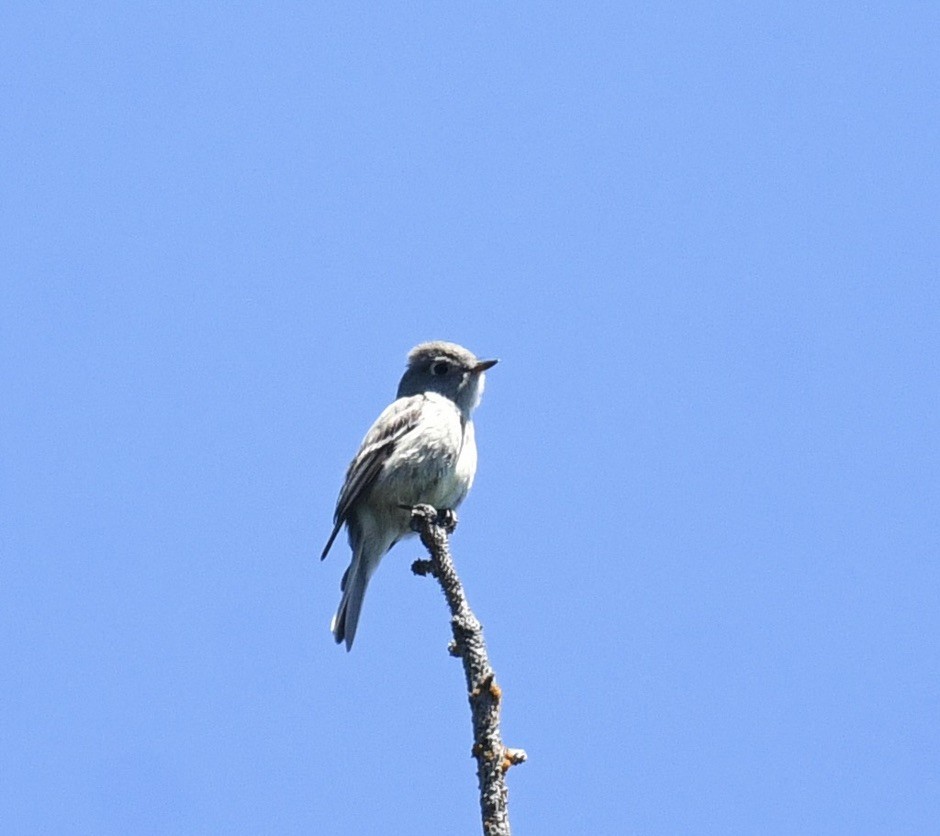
[431,361,450,376]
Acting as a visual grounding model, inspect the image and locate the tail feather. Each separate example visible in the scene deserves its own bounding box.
[331,559,369,651]
[330,524,394,651]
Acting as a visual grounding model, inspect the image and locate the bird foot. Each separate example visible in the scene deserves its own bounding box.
[404,504,458,534]
[437,508,458,533]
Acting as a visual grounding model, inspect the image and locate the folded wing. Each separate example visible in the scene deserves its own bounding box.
[320,395,425,560]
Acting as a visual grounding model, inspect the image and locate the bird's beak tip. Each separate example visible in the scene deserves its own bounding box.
[474,358,499,373]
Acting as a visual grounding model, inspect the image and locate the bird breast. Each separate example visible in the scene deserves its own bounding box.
[375,393,477,511]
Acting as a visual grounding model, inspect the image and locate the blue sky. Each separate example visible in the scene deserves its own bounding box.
[2,3,938,833]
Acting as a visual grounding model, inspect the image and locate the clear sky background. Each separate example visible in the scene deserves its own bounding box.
[2,4,938,834]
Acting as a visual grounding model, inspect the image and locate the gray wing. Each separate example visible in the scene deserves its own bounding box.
[320,396,424,560]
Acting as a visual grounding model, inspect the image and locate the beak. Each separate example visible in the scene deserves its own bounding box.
[472,358,499,373]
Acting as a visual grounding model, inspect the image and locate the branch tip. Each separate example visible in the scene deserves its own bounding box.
[406,503,438,533]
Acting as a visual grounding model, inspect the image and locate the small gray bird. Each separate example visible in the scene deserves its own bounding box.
[322,341,497,650]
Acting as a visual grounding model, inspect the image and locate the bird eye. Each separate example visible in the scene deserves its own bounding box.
[431,361,450,376]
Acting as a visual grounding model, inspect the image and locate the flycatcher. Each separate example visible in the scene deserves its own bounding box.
[322,341,497,650]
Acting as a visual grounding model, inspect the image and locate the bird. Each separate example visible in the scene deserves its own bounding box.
[321,341,498,650]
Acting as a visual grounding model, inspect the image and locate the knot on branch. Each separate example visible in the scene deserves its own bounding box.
[471,743,527,773]
[502,748,528,772]
[411,558,436,577]
[470,673,501,702]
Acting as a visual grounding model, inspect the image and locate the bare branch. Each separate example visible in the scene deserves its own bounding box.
[409,504,526,836]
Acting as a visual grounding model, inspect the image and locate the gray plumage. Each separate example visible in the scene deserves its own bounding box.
[322,341,497,650]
